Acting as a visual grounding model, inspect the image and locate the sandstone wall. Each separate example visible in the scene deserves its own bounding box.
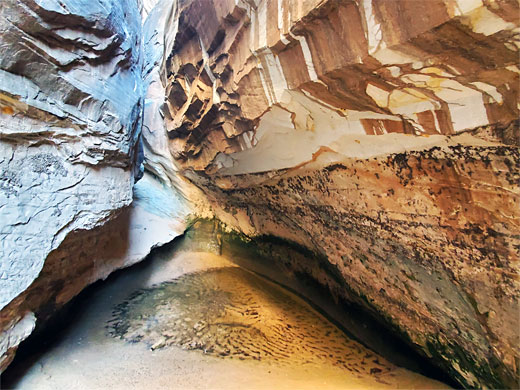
[1,0,518,386]
[192,129,519,388]
[162,0,520,388]
[0,0,211,372]
[0,171,190,372]
[0,0,145,371]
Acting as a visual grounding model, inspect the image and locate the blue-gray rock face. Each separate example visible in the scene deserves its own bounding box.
[0,0,144,369]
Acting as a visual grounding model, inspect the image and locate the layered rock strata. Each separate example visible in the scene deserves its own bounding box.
[163,0,519,172]
[161,0,520,388]
[0,0,207,372]
[192,128,519,389]
[0,0,151,371]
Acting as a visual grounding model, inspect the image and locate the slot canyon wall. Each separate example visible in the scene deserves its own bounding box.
[0,0,518,388]
[0,0,197,371]
[161,0,519,388]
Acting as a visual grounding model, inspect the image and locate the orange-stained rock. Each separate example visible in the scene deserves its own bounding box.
[185,127,519,389]
[163,0,519,173]
[161,0,520,388]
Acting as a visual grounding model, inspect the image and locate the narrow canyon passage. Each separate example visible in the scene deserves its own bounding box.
[0,0,518,388]
[3,224,451,390]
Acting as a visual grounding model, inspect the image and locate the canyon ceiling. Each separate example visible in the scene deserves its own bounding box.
[0,0,519,388]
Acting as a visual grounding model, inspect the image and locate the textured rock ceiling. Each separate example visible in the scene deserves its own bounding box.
[162,0,519,173]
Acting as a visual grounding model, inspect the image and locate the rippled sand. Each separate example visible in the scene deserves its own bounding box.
[110,266,401,380]
[4,247,451,390]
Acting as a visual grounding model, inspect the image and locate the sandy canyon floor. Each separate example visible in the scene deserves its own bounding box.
[2,236,451,390]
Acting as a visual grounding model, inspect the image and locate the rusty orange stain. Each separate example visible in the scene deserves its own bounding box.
[1,106,14,115]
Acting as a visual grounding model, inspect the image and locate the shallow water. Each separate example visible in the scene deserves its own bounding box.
[3,231,452,390]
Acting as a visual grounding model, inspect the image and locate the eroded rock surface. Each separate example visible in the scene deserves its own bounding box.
[0,0,204,372]
[162,0,519,172]
[160,0,519,388]
[193,135,519,388]
[0,0,146,371]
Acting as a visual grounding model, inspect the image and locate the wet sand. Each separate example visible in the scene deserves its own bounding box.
[2,241,451,390]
